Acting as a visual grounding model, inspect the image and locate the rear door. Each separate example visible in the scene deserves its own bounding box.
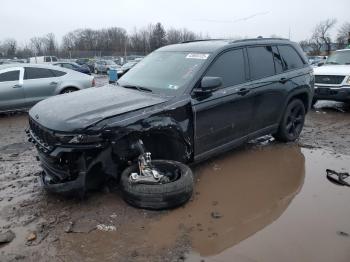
[193,48,255,156]
[22,67,59,107]
[0,67,25,111]
[246,45,286,133]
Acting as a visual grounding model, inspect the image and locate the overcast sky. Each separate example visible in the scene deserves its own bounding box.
[1,0,349,45]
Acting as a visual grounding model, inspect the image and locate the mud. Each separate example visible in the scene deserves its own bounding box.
[1,100,350,262]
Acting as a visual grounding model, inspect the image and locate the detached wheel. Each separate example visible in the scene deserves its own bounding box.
[274,99,305,142]
[120,160,194,210]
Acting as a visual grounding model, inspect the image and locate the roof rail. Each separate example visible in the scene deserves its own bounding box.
[229,37,288,44]
[181,39,227,44]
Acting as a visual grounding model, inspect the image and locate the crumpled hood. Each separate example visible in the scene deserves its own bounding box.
[314,65,350,76]
[29,85,167,132]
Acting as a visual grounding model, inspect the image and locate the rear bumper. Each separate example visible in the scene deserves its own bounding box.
[314,86,350,101]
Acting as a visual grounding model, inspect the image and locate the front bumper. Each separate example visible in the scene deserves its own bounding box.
[314,85,350,102]
[26,128,116,196]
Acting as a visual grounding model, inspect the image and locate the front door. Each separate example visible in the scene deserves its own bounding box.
[0,67,25,111]
[192,48,255,157]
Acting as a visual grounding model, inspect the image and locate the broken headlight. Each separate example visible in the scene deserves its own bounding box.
[68,134,103,144]
[55,133,103,144]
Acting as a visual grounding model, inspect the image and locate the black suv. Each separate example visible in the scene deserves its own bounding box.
[27,38,314,203]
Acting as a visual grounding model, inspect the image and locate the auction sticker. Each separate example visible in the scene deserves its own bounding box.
[186,53,210,60]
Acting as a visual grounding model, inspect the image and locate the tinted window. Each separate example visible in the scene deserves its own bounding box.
[272,46,283,74]
[51,57,58,62]
[205,49,245,88]
[24,67,55,80]
[278,45,305,71]
[247,46,275,80]
[44,57,51,62]
[0,70,20,82]
[50,69,66,77]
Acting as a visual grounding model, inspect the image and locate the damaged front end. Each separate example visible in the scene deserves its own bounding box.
[26,118,120,196]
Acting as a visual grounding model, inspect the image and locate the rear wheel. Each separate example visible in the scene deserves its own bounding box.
[120,160,194,210]
[61,87,78,94]
[274,99,306,142]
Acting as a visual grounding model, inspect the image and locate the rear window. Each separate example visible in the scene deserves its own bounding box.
[247,46,275,80]
[24,67,55,80]
[278,45,305,71]
[0,70,20,82]
[50,69,66,77]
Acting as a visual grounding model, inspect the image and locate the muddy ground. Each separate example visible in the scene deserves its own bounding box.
[1,93,350,262]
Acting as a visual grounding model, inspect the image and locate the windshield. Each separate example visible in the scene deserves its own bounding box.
[118,51,209,95]
[106,60,116,65]
[326,50,350,65]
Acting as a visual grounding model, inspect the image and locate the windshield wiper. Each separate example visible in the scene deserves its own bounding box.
[120,84,153,93]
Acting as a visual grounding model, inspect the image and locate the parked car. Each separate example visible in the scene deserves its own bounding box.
[94,60,121,74]
[313,49,350,105]
[27,38,313,209]
[308,56,327,67]
[0,64,95,112]
[29,56,58,64]
[53,62,91,75]
[119,61,138,75]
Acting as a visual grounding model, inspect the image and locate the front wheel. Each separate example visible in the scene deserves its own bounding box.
[120,160,194,210]
[61,87,78,94]
[274,99,306,142]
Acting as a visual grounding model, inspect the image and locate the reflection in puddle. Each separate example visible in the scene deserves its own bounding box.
[145,144,305,256]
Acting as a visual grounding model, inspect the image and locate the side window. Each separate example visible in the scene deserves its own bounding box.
[24,67,55,80]
[272,46,284,74]
[278,45,305,71]
[51,57,58,62]
[63,63,74,69]
[0,70,20,82]
[247,46,275,80]
[205,49,246,88]
[44,57,51,62]
[50,69,67,77]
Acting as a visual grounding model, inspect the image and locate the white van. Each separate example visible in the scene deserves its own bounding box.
[29,56,58,64]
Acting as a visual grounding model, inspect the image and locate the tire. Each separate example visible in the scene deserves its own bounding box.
[120,160,194,210]
[61,87,78,94]
[274,99,306,142]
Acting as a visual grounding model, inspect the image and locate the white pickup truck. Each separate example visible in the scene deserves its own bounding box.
[313,49,350,105]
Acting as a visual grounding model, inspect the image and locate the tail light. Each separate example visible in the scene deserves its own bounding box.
[92,78,96,87]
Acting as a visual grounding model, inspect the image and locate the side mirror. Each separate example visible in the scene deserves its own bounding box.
[194,76,222,94]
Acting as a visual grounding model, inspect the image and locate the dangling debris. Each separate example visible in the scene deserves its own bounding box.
[326,169,350,187]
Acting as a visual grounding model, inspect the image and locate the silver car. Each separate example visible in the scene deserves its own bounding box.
[0,64,95,112]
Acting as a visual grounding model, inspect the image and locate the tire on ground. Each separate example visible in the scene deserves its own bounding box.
[120,160,194,210]
[274,98,306,142]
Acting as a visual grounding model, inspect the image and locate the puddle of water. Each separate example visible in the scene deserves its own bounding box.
[50,144,350,262]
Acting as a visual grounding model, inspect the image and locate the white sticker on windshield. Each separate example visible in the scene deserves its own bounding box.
[186,53,210,60]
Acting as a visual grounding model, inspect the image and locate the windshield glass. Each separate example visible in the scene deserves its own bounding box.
[326,50,350,65]
[118,51,209,94]
[106,60,115,65]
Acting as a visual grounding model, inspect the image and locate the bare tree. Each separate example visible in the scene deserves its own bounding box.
[310,18,337,55]
[2,38,17,57]
[30,37,45,56]
[336,22,350,48]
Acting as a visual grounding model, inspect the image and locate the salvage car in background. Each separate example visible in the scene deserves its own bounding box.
[94,60,121,74]
[313,49,350,105]
[0,64,95,112]
[27,38,313,209]
[53,62,91,75]
[29,56,58,64]
[119,60,138,76]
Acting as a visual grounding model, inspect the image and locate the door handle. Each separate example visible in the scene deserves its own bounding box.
[237,88,250,96]
[50,81,58,85]
[279,77,288,84]
[12,84,22,88]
